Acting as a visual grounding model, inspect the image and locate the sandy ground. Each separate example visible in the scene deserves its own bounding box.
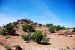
[0,45,6,50]
[0,26,75,50]
[0,34,75,50]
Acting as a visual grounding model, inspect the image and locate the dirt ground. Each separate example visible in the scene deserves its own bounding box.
[0,26,75,50]
[0,33,75,50]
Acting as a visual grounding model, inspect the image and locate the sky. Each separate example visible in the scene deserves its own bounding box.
[0,0,75,27]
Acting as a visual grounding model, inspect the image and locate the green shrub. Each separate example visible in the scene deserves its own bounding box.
[72,27,75,32]
[5,45,11,50]
[20,19,33,24]
[15,45,22,50]
[4,23,16,34]
[49,27,55,33]
[41,33,49,43]
[13,22,18,27]
[56,25,61,31]
[61,26,65,30]
[38,24,42,26]
[55,25,65,31]
[0,28,6,35]
[46,24,53,27]
[47,24,65,32]
[22,34,30,41]
[32,31,43,43]
[22,24,35,32]
[22,31,49,44]
[0,30,4,35]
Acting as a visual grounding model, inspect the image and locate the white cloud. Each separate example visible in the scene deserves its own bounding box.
[0,0,74,27]
[0,13,25,26]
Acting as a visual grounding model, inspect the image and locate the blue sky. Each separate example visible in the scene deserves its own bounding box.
[0,0,75,27]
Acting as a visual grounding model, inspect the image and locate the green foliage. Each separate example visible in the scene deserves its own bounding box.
[22,34,30,41]
[72,27,75,32]
[4,23,16,34]
[15,45,22,50]
[22,31,49,44]
[0,29,4,35]
[48,24,65,33]
[46,24,53,27]
[0,28,6,35]
[0,23,15,35]
[38,24,42,26]
[61,26,65,30]
[49,26,55,33]
[4,23,13,32]
[5,45,11,50]
[22,24,35,32]
[33,22,38,25]
[32,31,43,43]
[41,33,49,43]
[18,19,33,24]
[13,22,18,27]
[32,32,49,44]
[55,25,65,31]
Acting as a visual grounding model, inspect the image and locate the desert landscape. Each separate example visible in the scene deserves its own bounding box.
[0,19,75,50]
[0,0,75,50]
